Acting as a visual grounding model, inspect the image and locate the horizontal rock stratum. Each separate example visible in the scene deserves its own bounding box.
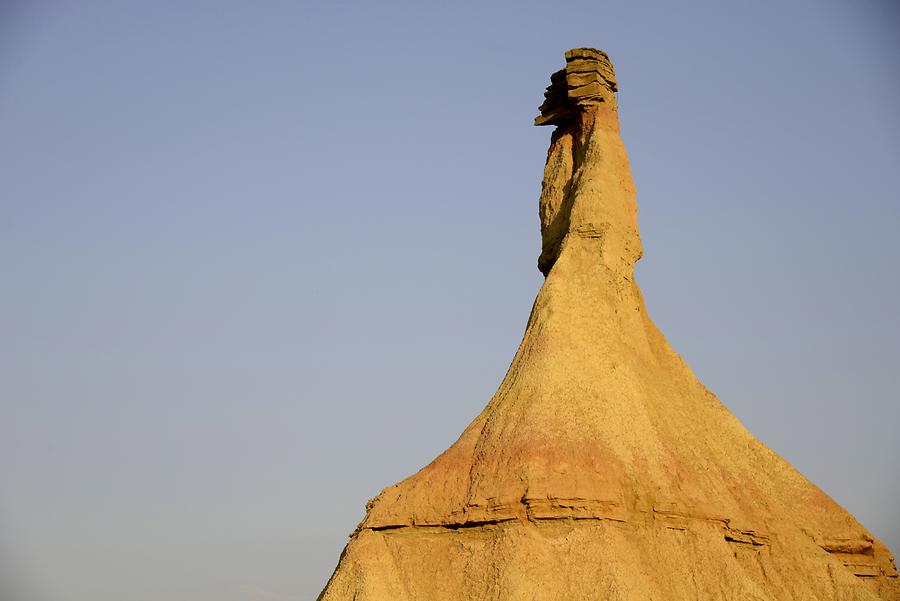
[317,48,899,601]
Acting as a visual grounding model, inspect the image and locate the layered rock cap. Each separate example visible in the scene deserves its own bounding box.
[536,47,618,126]
[317,49,899,601]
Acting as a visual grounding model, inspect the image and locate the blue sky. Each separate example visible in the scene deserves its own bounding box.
[1,1,898,599]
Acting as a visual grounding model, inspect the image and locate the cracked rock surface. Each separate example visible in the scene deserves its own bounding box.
[317,48,899,601]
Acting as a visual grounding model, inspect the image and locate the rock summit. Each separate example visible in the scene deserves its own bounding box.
[317,49,898,601]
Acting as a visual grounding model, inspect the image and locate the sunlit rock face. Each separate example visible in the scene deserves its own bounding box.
[317,49,899,601]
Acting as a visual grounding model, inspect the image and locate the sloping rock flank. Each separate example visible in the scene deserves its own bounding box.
[318,48,899,601]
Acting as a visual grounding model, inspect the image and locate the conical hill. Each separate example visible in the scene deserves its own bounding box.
[318,48,899,601]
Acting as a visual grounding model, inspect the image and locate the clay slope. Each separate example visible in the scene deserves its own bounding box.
[318,48,898,601]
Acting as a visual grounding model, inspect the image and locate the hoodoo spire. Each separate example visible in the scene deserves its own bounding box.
[318,49,899,601]
[533,47,639,277]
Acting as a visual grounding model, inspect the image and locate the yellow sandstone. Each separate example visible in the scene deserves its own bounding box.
[317,49,899,601]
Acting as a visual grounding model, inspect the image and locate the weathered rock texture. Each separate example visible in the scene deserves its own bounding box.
[318,49,899,601]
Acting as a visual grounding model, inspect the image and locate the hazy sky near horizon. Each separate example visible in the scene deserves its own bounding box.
[2,1,899,600]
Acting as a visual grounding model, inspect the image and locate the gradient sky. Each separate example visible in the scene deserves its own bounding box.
[1,2,899,600]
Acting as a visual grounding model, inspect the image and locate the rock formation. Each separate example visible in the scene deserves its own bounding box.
[317,49,899,601]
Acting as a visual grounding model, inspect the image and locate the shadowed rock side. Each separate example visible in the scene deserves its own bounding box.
[317,48,899,601]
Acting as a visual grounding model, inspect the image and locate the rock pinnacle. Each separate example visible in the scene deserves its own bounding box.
[317,49,899,601]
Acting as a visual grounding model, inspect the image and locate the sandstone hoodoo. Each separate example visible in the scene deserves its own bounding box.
[318,49,898,600]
